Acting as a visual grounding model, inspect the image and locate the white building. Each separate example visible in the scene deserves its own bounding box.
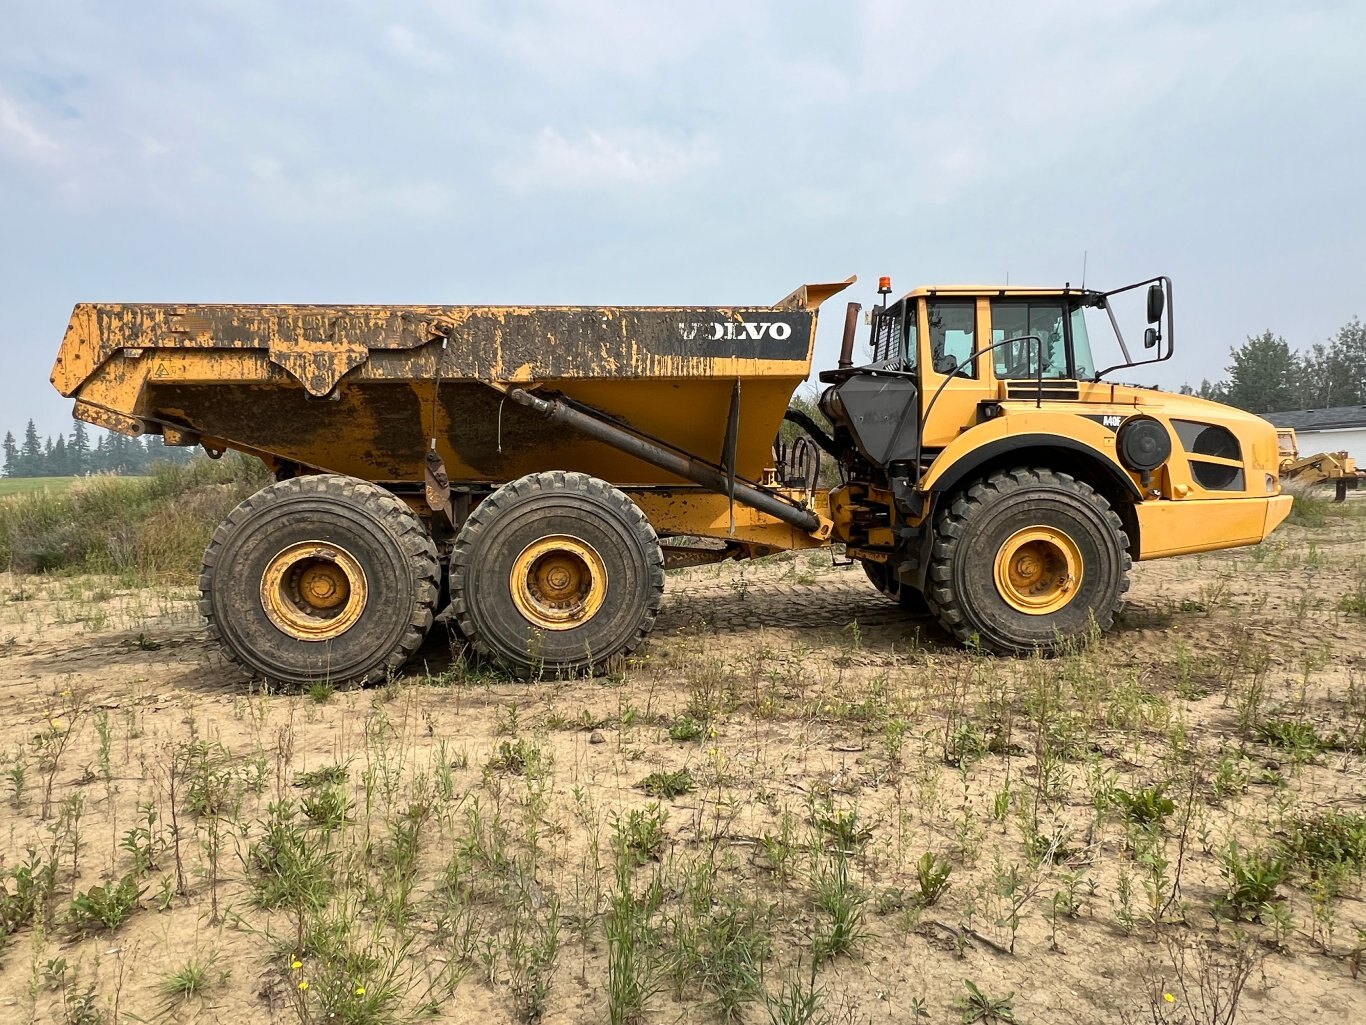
[1264,406,1366,462]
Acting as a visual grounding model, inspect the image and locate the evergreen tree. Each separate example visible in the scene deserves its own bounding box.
[2,431,16,477]
[50,436,69,476]
[19,420,42,477]
[69,420,90,476]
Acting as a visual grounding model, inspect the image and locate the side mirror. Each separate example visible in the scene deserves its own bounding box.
[1146,283,1165,324]
[1144,327,1158,349]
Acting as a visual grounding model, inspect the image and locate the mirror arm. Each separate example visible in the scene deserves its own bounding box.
[1091,275,1176,380]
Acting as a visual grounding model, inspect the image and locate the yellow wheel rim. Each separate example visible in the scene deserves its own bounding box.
[993,526,1083,615]
[509,535,608,631]
[261,541,368,641]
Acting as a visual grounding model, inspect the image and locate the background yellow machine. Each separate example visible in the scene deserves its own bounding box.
[51,275,1290,682]
[1276,427,1362,502]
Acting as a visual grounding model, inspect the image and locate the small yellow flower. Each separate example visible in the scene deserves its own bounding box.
[291,960,303,970]
[354,985,366,996]
[299,980,309,991]
[50,719,66,731]
[1164,993,1175,1003]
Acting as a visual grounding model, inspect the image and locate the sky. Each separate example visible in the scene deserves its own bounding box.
[2,0,1364,440]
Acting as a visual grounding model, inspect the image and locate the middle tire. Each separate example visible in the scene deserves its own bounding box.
[860,559,932,616]
[448,471,665,677]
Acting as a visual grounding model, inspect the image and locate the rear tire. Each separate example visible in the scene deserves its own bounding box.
[200,475,439,687]
[926,468,1129,653]
[449,471,664,678]
[860,559,932,616]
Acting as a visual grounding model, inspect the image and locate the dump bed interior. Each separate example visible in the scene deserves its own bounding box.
[51,281,852,486]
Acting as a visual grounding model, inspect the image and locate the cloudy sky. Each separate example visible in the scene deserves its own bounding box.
[3,0,1363,439]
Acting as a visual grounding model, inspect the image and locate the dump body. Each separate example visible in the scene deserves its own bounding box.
[52,282,852,490]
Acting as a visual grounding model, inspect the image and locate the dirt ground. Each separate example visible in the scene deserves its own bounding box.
[1,511,1365,1024]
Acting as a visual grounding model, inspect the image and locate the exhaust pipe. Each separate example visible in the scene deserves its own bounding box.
[838,302,861,368]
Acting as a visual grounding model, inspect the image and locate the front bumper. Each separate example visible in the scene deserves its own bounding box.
[1136,494,1293,560]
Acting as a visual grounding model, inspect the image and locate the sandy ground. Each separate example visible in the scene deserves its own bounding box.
[1,514,1365,1024]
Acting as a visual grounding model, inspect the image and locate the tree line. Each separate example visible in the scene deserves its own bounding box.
[1182,318,1365,414]
[2,419,196,478]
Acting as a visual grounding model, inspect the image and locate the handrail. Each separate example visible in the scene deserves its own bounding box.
[914,334,1045,486]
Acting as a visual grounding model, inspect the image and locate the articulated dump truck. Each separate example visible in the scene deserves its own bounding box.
[51,275,1292,684]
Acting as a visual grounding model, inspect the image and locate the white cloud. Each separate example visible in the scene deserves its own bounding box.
[384,24,449,70]
[500,127,719,194]
[0,94,58,160]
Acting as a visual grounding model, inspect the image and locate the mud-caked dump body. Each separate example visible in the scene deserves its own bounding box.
[51,282,851,488]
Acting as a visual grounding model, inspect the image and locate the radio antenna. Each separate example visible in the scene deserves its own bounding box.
[1081,250,1088,291]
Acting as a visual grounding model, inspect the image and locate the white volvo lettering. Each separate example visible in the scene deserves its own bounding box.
[676,321,792,341]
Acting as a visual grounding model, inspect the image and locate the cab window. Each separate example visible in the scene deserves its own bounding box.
[990,302,1068,379]
[928,300,976,377]
[901,302,919,371]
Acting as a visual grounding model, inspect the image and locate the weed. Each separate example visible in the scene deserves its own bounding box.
[302,786,353,830]
[486,738,550,778]
[956,979,1017,1023]
[1219,840,1287,920]
[1112,785,1175,828]
[815,808,873,855]
[294,763,350,788]
[118,802,164,875]
[605,863,658,1025]
[637,768,694,799]
[668,716,705,742]
[666,881,769,1020]
[67,873,142,935]
[1254,717,1333,758]
[1339,581,1366,617]
[1282,810,1366,879]
[615,804,669,865]
[0,848,57,938]
[812,852,866,962]
[915,852,952,907]
[159,951,226,1007]
[763,958,822,1025]
[1211,756,1251,800]
[247,800,337,912]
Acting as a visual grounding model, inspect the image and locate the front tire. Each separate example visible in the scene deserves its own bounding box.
[200,475,439,687]
[925,468,1129,653]
[449,471,664,678]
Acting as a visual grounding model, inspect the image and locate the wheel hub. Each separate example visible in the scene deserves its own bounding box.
[261,542,369,640]
[510,535,608,631]
[993,526,1083,615]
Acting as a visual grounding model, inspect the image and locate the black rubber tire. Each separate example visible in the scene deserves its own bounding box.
[925,467,1130,654]
[200,475,439,687]
[449,471,664,678]
[859,559,932,616]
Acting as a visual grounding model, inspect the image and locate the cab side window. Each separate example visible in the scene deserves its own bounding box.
[928,300,976,377]
[902,304,919,371]
[990,301,1068,379]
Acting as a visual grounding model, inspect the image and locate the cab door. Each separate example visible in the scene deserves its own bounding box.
[919,295,991,449]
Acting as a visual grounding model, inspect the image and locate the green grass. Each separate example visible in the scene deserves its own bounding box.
[0,476,77,497]
[0,455,269,577]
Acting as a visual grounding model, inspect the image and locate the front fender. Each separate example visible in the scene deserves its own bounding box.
[919,411,1142,502]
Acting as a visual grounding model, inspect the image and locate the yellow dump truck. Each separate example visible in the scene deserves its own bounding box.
[51,275,1291,683]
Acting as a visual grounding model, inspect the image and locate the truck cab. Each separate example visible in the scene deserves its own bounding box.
[818,278,1291,652]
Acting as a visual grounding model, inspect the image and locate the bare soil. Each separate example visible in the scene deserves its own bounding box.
[1,513,1364,1024]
